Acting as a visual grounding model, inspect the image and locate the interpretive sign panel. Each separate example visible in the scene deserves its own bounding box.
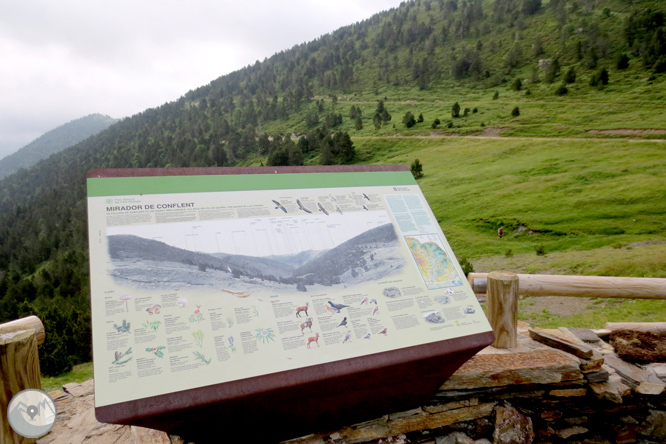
[87,165,493,440]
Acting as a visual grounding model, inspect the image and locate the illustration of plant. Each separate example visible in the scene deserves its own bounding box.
[193,351,211,365]
[192,330,205,348]
[228,336,236,352]
[255,327,276,344]
[112,347,132,365]
[189,305,204,323]
[113,320,131,333]
[226,316,234,328]
[143,320,161,331]
[252,306,259,317]
[146,346,166,358]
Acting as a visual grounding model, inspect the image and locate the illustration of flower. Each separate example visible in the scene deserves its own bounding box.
[146,346,166,358]
[192,330,205,348]
[228,336,236,352]
[189,305,204,323]
[255,327,276,344]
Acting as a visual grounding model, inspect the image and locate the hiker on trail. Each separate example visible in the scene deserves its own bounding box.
[498,226,504,239]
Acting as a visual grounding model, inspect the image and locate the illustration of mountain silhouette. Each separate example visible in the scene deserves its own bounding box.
[9,398,56,436]
[107,223,403,291]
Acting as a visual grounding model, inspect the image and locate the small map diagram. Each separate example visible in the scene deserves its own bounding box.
[405,234,463,289]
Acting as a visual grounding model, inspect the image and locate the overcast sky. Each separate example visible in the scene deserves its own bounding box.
[0,0,403,160]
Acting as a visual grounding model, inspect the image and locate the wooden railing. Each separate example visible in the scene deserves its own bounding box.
[469,272,666,349]
[0,315,46,443]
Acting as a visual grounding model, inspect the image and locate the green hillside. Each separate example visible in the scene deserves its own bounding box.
[0,114,118,179]
[1,0,665,375]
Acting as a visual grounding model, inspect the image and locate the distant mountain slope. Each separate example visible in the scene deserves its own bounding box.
[0,114,117,179]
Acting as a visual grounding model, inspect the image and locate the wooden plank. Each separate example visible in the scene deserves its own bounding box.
[468,273,666,300]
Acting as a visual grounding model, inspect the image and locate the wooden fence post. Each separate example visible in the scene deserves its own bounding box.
[0,316,45,443]
[486,271,519,349]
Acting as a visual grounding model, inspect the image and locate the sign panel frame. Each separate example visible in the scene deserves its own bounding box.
[87,165,493,441]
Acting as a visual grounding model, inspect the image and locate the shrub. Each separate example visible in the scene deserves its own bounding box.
[410,158,424,179]
[505,249,514,258]
[493,91,499,100]
[535,245,546,256]
[555,84,568,95]
[511,106,520,117]
[564,67,576,83]
[452,102,461,118]
[418,113,424,123]
[617,53,629,70]
[512,78,522,91]
[458,257,474,276]
[472,107,478,113]
[402,111,416,128]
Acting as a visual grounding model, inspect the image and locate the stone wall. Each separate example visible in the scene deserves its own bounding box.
[39,326,666,444]
[280,327,666,444]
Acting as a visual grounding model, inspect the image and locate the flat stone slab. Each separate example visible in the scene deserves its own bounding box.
[440,349,583,390]
[37,380,170,444]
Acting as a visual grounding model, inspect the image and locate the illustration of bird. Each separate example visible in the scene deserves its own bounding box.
[343,330,352,343]
[337,317,348,328]
[379,328,388,335]
[336,205,343,215]
[362,205,368,211]
[328,301,350,312]
[360,297,368,305]
[363,193,370,201]
[329,194,338,204]
[272,200,287,213]
[373,306,379,316]
[370,299,378,305]
[363,333,371,340]
[318,203,329,216]
[325,305,338,315]
[297,199,312,213]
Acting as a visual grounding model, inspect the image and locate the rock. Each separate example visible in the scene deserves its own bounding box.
[636,382,666,395]
[440,349,582,390]
[641,410,666,441]
[377,404,496,438]
[604,354,650,388]
[436,431,475,444]
[589,381,623,404]
[528,328,594,359]
[424,398,480,414]
[131,426,171,444]
[492,403,534,444]
[566,327,601,343]
[585,369,610,383]
[548,388,587,397]
[555,426,588,439]
[63,380,94,398]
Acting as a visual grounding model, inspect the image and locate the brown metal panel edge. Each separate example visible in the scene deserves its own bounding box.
[96,331,493,442]
[87,164,410,178]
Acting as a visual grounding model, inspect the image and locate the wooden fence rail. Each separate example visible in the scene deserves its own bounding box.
[468,273,666,300]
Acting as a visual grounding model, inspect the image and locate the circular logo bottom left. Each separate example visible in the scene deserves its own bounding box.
[7,389,57,438]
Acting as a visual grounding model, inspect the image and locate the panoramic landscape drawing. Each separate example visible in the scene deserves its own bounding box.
[106,215,405,293]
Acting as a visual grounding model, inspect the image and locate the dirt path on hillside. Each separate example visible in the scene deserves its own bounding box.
[354,131,666,143]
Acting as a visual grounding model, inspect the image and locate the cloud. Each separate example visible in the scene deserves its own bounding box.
[0,0,402,159]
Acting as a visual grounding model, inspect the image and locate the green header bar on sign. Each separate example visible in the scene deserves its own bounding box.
[87,171,416,197]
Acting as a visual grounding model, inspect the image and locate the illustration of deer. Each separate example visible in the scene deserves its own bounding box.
[296,302,309,317]
[307,333,320,348]
[300,318,313,335]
